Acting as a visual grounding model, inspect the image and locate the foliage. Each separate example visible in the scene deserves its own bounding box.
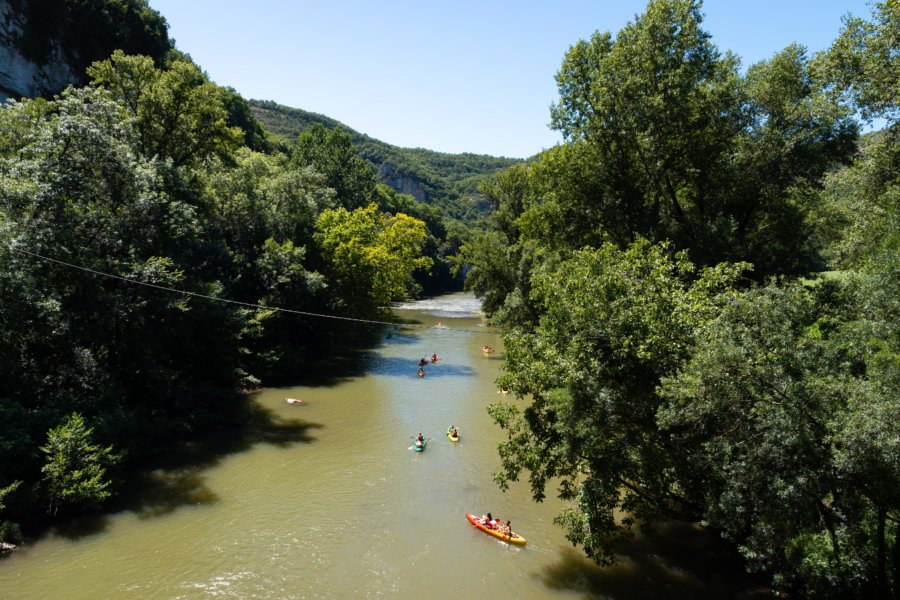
[0,481,23,545]
[219,87,271,153]
[88,51,242,168]
[813,0,899,123]
[490,240,748,564]
[542,0,855,277]
[292,124,377,210]
[464,1,899,597]
[658,274,900,598]
[0,48,443,537]
[40,413,120,515]
[316,204,431,316]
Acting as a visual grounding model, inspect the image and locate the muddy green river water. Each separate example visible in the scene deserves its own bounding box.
[0,293,765,599]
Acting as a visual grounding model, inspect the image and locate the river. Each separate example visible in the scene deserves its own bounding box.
[0,293,765,599]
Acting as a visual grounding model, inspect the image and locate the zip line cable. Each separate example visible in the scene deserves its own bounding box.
[7,246,507,336]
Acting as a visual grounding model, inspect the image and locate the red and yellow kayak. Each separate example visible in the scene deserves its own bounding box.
[465,513,526,545]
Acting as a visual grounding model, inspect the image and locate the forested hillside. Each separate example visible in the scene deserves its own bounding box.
[461,1,899,598]
[249,100,521,220]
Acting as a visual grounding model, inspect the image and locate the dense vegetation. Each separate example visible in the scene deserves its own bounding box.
[461,1,899,598]
[0,47,446,543]
[249,100,521,221]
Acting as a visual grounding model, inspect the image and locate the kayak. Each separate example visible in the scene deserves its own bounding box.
[448,430,459,442]
[414,439,426,452]
[465,513,526,545]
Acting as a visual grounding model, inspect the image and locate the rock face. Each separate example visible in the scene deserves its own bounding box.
[378,162,427,202]
[0,0,80,101]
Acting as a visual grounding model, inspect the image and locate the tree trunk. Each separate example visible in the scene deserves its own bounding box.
[893,520,900,600]
[876,505,888,600]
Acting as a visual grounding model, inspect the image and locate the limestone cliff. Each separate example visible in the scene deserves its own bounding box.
[378,162,427,202]
[0,0,78,100]
[0,0,171,102]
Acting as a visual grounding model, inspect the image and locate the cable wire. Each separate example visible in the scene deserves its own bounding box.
[8,246,506,335]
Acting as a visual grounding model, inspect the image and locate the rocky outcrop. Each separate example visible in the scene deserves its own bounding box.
[0,0,79,101]
[378,162,427,202]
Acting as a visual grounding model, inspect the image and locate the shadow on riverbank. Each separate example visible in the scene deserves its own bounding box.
[537,521,770,600]
[17,398,322,545]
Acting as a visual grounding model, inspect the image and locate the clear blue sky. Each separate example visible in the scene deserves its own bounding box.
[147,0,874,158]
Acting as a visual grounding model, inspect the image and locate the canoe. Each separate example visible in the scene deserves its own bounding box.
[465,513,526,545]
[414,439,426,452]
[448,430,459,442]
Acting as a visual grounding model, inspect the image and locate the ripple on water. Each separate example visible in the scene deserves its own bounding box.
[391,294,482,318]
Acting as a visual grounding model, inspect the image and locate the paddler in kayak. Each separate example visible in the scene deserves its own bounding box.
[431,353,439,362]
[418,357,428,366]
[480,512,495,528]
[448,425,459,438]
[417,367,425,378]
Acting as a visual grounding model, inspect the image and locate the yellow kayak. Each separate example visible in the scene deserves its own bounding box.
[466,513,526,545]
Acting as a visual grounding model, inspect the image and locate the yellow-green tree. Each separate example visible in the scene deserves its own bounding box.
[316,204,431,316]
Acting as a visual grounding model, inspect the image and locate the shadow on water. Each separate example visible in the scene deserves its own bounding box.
[537,521,770,600]
[370,355,476,378]
[382,331,421,345]
[42,398,322,543]
[270,323,424,388]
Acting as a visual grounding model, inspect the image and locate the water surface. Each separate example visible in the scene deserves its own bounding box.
[0,293,764,599]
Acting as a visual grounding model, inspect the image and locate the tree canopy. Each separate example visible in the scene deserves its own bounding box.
[464,1,900,597]
[0,50,439,541]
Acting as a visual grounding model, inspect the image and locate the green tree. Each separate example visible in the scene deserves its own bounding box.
[658,274,900,599]
[544,0,855,275]
[40,413,120,515]
[490,240,747,564]
[219,86,271,153]
[87,51,242,168]
[293,124,377,210]
[316,204,431,315]
[0,481,23,546]
[814,0,899,123]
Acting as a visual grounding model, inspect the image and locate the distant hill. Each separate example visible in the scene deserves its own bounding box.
[249,99,522,220]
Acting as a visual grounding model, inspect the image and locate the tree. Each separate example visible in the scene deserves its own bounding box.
[0,481,23,546]
[40,413,120,515]
[87,51,242,168]
[316,204,431,316]
[544,0,855,275]
[490,239,747,564]
[658,274,900,599]
[293,124,377,210]
[814,0,899,123]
